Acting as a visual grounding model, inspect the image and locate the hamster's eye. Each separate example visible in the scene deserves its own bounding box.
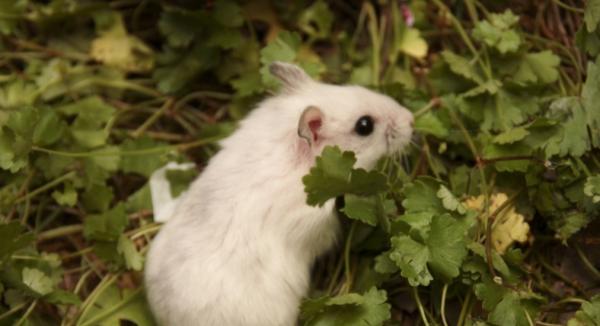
[354,116,374,136]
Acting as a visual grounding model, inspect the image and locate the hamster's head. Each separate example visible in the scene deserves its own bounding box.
[270,62,414,169]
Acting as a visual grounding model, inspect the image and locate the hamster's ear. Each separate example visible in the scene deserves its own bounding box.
[298,106,323,146]
[269,61,312,92]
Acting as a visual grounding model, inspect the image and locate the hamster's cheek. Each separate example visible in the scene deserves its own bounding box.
[354,142,387,170]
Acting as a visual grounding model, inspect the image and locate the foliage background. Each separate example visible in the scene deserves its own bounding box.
[1,0,600,325]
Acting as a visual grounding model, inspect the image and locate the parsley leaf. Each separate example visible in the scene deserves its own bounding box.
[303,146,387,206]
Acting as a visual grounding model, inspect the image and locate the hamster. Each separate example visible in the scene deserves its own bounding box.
[144,62,414,326]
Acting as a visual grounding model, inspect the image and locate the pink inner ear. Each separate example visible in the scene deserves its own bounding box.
[308,119,322,142]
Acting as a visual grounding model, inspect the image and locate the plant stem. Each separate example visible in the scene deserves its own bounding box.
[574,243,600,280]
[414,97,440,118]
[0,302,27,321]
[431,0,492,79]
[14,171,76,204]
[412,287,430,326]
[32,135,222,159]
[79,287,143,326]
[342,221,358,293]
[132,97,174,138]
[441,283,449,326]
[14,300,37,326]
[550,0,584,13]
[457,290,473,326]
[77,274,118,323]
[37,224,83,242]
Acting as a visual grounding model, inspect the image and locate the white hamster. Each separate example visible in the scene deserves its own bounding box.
[144,62,414,326]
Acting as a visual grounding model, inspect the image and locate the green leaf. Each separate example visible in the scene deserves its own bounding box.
[58,96,116,148]
[342,195,395,226]
[437,185,466,214]
[165,168,198,198]
[303,287,391,326]
[468,242,511,278]
[45,290,82,305]
[303,146,387,206]
[401,177,445,214]
[83,204,128,242]
[0,222,34,261]
[52,183,78,207]
[390,235,432,286]
[0,0,26,35]
[213,0,244,28]
[493,127,530,144]
[77,285,155,326]
[22,268,54,296]
[583,57,600,148]
[259,31,302,88]
[32,109,66,146]
[585,175,600,203]
[441,50,484,84]
[585,0,600,32]
[483,141,531,173]
[125,183,153,212]
[82,183,114,213]
[374,251,399,274]
[473,10,521,54]
[117,234,143,271]
[512,51,560,86]
[568,295,600,325]
[298,0,334,39]
[154,43,219,94]
[550,212,591,242]
[545,97,590,157]
[158,8,205,48]
[414,112,449,138]
[0,127,29,172]
[390,214,470,286]
[474,281,541,326]
[120,138,169,177]
[89,146,121,172]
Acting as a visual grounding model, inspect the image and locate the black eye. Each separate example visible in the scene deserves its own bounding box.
[354,115,374,136]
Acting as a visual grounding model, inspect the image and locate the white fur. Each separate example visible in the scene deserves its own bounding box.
[145,64,413,326]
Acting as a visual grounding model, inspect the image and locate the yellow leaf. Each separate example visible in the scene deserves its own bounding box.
[399,28,428,59]
[463,192,530,254]
[90,14,154,73]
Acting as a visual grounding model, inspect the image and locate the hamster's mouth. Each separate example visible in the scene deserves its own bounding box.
[385,123,413,154]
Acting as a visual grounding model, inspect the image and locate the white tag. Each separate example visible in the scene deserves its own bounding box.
[149,162,195,223]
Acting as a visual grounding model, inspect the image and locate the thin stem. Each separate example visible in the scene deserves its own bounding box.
[441,283,449,326]
[79,288,143,326]
[550,0,584,13]
[431,0,492,79]
[37,224,83,242]
[327,257,344,295]
[31,135,222,158]
[77,274,118,323]
[342,221,358,293]
[457,291,473,326]
[14,300,37,326]
[131,97,174,138]
[574,243,600,280]
[447,102,490,235]
[538,257,587,297]
[414,97,441,118]
[0,302,27,321]
[173,91,233,112]
[412,287,430,326]
[363,2,381,86]
[14,171,76,204]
